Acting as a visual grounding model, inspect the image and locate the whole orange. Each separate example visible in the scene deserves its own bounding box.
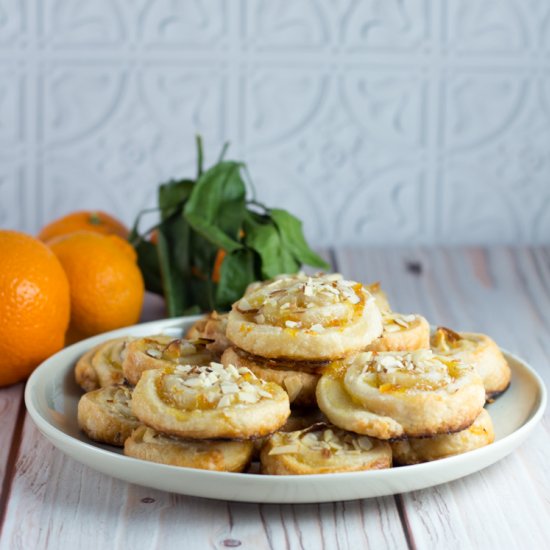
[49,231,144,343]
[0,230,71,386]
[38,210,129,242]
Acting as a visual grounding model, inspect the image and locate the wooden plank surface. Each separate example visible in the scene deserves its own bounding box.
[0,384,25,511]
[1,247,549,549]
[335,246,550,549]
[0,419,408,550]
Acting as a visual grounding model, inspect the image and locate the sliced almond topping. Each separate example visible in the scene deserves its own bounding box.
[179,342,198,355]
[174,364,192,374]
[225,364,239,377]
[182,377,204,387]
[379,356,402,369]
[302,433,318,445]
[269,444,301,456]
[237,391,259,404]
[220,382,239,394]
[237,297,254,311]
[357,436,373,451]
[217,394,233,408]
[161,360,275,410]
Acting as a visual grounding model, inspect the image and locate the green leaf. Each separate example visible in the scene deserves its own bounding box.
[270,208,329,269]
[128,206,160,240]
[244,215,299,278]
[129,137,329,316]
[184,161,246,253]
[187,231,218,311]
[158,179,194,220]
[134,238,163,295]
[182,305,201,316]
[128,209,164,295]
[156,212,191,316]
[196,135,204,178]
[215,248,256,309]
[218,141,230,163]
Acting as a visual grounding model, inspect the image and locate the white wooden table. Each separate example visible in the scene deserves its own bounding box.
[0,247,549,549]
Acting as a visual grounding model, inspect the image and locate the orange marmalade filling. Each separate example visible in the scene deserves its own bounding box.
[102,342,124,371]
[431,327,478,354]
[102,386,135,418]
[154,363,273,411]
[108,359,123,371]
[268,424,375,462]
[350,350,467,393]
[143,339,214,367]
[162,340,192,360]
[235,273,369,332]
[376,380,445,393]
[382,313,417,333]
[322,360,348,380]
[468,425,487,436]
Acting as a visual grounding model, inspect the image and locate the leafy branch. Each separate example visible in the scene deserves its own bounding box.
[130,138,330,316]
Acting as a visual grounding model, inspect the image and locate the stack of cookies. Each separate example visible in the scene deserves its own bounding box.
[76,336,217,446]
[124,360,290,471]
[77,336,292,472]
[221,273,383,407]
[316,349,489,449]
[363,282,431,353]
[74,271,510,474]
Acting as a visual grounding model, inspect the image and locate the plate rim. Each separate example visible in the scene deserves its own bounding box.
[24,316,548,501]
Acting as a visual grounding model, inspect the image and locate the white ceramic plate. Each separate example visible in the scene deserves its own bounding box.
[25,316,547,504]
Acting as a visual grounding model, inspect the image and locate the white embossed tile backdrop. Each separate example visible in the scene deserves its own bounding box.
[1,1,550,245]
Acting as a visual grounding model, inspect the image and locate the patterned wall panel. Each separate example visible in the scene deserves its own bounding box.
[0,0,549,244]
